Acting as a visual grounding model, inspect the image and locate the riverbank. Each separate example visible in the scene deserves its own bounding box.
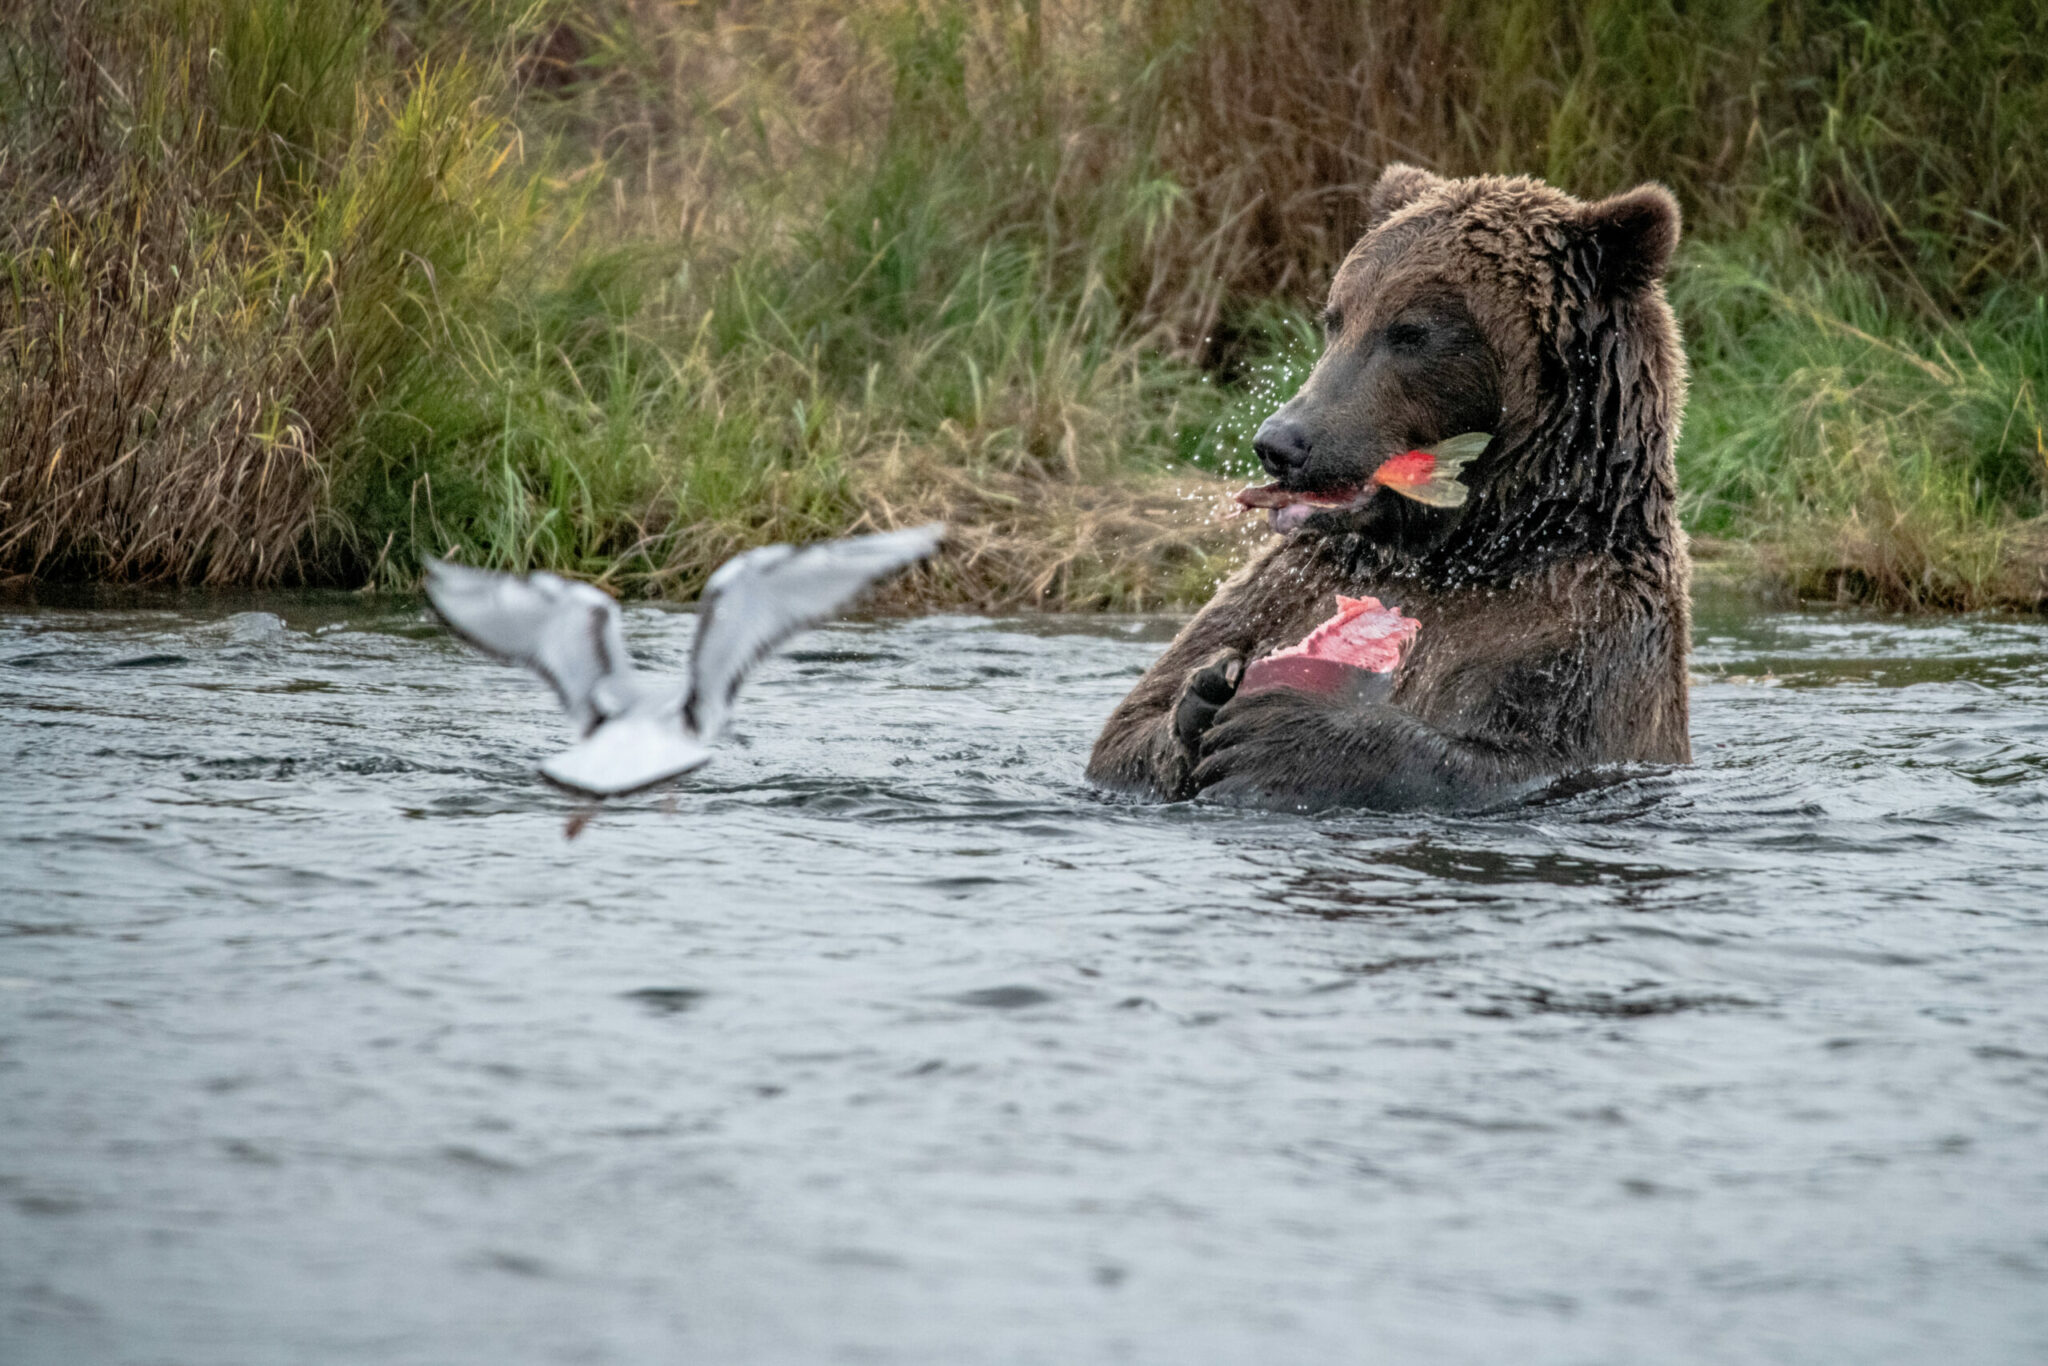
[3,1,2042,610]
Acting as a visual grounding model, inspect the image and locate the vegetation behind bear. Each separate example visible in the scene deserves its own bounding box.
[1,0,2040,610]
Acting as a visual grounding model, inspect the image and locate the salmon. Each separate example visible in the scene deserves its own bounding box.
[1367,431,1491,508]
[1231,432,1493,530]
[1238,595,1420,697]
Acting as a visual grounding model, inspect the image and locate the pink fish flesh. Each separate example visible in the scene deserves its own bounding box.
[1239,596,1420,696]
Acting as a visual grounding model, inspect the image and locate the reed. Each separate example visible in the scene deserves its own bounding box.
[1675,241,2046,608]
[0,0,519,583]
[330,0,1247,606]
[1135,0,2048,336]
[3,0,2042,609]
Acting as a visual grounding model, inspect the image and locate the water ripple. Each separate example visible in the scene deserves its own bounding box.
[1,591,2045,1364]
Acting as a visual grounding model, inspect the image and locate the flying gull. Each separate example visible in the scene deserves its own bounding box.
[423,524,945,796]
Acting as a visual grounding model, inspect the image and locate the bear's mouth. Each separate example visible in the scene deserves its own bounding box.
[1232,480,1376,533]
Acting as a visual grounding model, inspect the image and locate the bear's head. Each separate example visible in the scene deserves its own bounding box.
[1248,165,1686,582]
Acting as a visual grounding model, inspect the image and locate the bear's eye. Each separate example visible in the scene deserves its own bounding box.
[1385,322,1429,350]
[1320,307,1343,337]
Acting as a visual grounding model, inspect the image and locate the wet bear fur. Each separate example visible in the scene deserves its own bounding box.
[1087,165,1692,810]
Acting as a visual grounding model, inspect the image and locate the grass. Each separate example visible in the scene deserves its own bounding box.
[1675,242,2047,608]
[0,0,517,583]
[327,0,1254,608]
[3,0,2044,610]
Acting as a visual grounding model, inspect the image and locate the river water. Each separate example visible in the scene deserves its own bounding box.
[2,589,2045,1365]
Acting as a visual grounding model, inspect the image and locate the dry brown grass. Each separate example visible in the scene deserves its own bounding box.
[853,448,1250,613]
[1135,0,2048,344]
[1,0,517,584]
[1994,518,2048,609]
[0,183,328,583]
[5,0,2042,610]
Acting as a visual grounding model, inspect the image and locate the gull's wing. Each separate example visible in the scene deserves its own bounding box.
[423,557,636,735]
[686,524,945,740]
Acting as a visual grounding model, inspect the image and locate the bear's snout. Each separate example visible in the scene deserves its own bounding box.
[1252,414,1313,481]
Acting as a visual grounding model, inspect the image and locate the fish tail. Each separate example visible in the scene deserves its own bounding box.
[1398,431,1488,507]
[1431,449,1479,483]
[1426,431,1493,461]
[1379,470,1469,508]
[1403,473,1470,508]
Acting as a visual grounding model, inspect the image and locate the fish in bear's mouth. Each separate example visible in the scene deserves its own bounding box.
[1232,432,1493,533]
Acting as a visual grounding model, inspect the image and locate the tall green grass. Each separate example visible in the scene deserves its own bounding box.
[4,0,2044,609]
[1138,0,2047,327]
[0,0,521,582]
[1675,242,2046,607]
[333,1,1240,606]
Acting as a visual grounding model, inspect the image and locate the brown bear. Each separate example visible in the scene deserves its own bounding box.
[1087,164,1692,810]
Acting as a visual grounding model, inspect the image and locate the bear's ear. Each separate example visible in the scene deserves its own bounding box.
[1366,163,1444,229]
[1580,184,1681,293]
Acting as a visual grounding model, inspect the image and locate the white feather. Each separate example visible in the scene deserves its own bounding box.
[422,559,639,734]
[688,523,946,741]
[421,523,943,797]
[539,706,712,797]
